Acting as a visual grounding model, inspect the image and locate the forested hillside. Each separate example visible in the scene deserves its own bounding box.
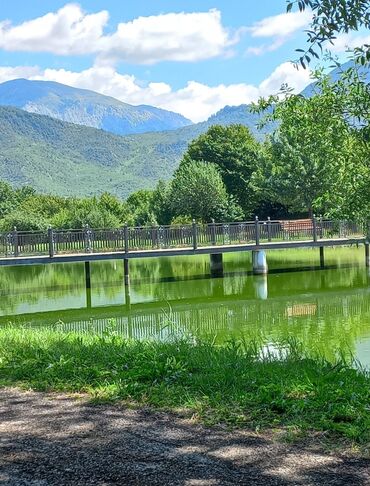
[0,104,271,197]
[0,106,188,197]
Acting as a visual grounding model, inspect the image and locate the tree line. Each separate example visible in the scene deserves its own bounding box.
[0,63,369,231]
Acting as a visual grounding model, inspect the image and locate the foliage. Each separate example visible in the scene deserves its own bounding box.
[126,190,158,226]
[170,215,193,225]
[0,210,49,232]
[253,70,370,219]
[150,181,173,225]
[0,327,369,444]
[182,125,262,216]
[50,198,122,230]
[0,184,129,231]
[287,0,370,66]
[0,181,17,219]
[169,161,242,222]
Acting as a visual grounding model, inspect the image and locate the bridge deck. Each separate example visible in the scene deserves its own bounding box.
[0,237,366,266]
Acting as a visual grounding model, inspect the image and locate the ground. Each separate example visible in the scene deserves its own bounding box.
[0,388,369,486]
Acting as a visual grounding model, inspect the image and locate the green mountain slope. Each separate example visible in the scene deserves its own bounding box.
[0,79,191,136]
[0,106,188,197]
[0,104,270,198]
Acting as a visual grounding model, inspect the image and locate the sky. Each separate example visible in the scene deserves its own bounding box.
[0,0,366,122]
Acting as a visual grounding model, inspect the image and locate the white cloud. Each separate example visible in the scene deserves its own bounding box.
[245,39,285,56]
[259,62,312,96]
[331,32,370,53]
[0,65,40,83]
[246,10,312,56]
[0,4,237,64]
[0,62,312,122]
[99,9,238,64]
[0,4,108,55]
[249,11,311,38]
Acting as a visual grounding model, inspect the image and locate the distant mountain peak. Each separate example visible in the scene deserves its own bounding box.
[0,78,192,136]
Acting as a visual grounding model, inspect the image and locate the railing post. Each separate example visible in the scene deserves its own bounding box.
[339,220,345,238]
[124,224,129,253]
[312,215,318,243]
[48,227,55,257]
[192,220,198,250]
[151,226,156,249]
[210,218,216,246]
[12,227,19,257]
[267,216,272,242]
[84,224,92,253]
[255,216,260,246]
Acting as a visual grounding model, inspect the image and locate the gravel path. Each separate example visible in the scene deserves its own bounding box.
[0,388,369,485]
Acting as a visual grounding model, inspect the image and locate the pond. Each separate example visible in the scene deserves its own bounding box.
[0,246,369,367]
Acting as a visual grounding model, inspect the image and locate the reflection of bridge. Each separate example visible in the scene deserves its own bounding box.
[3,286,370,342]
[0,219,368,308]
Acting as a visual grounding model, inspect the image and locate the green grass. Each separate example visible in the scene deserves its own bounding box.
[0,325,369,445]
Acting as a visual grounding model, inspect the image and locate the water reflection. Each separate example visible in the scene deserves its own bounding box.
[0,247,369,367]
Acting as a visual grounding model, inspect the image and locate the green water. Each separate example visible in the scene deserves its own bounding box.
[0,246,369,367]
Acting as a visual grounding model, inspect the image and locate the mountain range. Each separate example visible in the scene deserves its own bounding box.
[0,77,273,197]
[0,79,191,136]
[0,103,270,198]
[0,62,365,198]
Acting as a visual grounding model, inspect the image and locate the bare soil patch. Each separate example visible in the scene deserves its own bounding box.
[0,388,369,485]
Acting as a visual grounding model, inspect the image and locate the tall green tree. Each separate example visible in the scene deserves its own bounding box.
[150,180,172,225]
[126,189,157,226]
[253,75,360,217]
[0,182,17,219]
[181,125,261,216]
[169,161,242,222]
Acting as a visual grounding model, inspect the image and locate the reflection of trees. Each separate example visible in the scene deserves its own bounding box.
[267,247,364,269]
[0,261,120,314]
[1,247,369,365]
[24,289,370,365]
[201,294,370,362]
[1,248,366,315]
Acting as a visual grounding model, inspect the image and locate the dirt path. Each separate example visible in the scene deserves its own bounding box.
[0,388,368,485]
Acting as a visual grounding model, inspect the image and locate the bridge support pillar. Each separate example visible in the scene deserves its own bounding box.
[210,253,223,277]
[85,261,92,308]
[252,250,268,275]
[365,243,369,268]
[319,246,325,269]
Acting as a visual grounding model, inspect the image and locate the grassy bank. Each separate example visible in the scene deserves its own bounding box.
[0,325,369,444]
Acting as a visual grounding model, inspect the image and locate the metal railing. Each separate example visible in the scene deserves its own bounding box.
[0,218,367,259]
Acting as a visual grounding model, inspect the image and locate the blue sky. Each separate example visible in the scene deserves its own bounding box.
[0,1,361,121]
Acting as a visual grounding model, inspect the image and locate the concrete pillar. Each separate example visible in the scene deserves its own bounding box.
[85,261,92,308]
[254,274,268,300]
[319,246,325,269]
[365,243,369,268]
[210,253,223,277]
[252,250,268,275]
